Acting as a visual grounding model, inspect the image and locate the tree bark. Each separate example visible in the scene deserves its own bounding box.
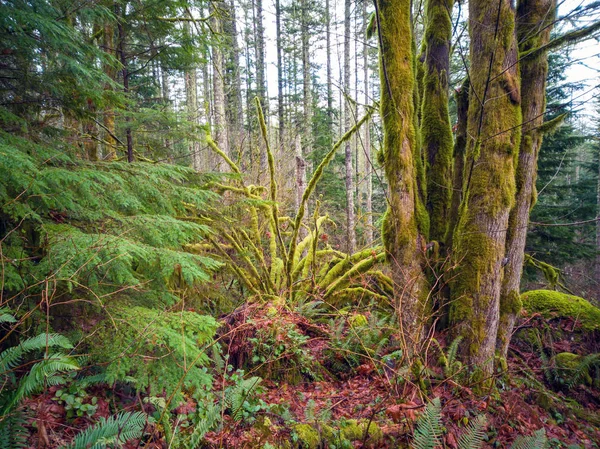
[276,0,285,153]
[422,0,454,244]
[344,0,356,253]
[116,5,133,163]
[496,0,556,360]
[326,0,333,131]
[211,2,230,172]
[101,21,117,161]
[224,0,244,163]
[363,0,373,245]
[447,78,469,250]
[450,0,521,378]
[295,134,307,214]
[377,0,429,359]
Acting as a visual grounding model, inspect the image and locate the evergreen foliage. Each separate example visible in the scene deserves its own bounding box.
[60,411,147,449]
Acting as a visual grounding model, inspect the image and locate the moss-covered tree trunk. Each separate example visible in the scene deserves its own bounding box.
[422,0,454,244]
[377,0,429,358]
[446,78,469,249]
[450,0,521,377]
[496,0,556,360]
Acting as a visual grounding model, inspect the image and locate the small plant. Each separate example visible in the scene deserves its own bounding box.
[53,385,97,419]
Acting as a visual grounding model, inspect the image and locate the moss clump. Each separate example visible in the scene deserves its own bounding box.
[339,419,383,442]
[292,420,383,448]
[553,352,593,386]
[292,424,320,449]
[521,290,600,331]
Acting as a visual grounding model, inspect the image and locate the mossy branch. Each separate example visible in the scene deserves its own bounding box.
[255,97,289,287]
[520,21,600,61]
[285,107,375,283]
[538,112,567,135]
[206,133,241,174]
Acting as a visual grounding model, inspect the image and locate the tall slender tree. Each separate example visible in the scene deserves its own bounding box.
[344,0,357,253]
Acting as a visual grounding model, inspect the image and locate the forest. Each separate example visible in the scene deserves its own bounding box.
[0,0,599,447]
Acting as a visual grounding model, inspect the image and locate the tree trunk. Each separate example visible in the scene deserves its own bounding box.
[254,0,267,174]
[224,0,244,162]
[447,78,469,250]
[363,0,373,245]
[377,0,429,359]
[450,0,521,379]
[422,0,454,244]
[211,2,229,172]
[295,134,307,214]
[344,0,356,253]
[326,0,333,131]
[276,0,285,153]
[116,6,133,163]
[102,22,117,161]
[496,0,556,361]
[301,0,312,156]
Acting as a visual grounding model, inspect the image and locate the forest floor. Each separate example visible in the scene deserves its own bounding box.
[23,302,600,449]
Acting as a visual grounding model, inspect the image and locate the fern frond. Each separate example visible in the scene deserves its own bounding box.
[411,397,443,449]
[60,411,148,449]
[187,402,220,448]
[567,353,600,388]
[458,415,487,449]
[0,333,73,373]
[510,429,547,449]
[7,354,79,412]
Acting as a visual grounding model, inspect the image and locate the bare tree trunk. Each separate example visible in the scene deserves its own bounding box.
[363,0,373,245]
[326,0,333,131]
[450,0,521,379]
[102,22,117,161]
[301,0,312,154]
[116,6,133,163]
[276,0,285,153]
[377,0,429,360]
[422,0,454,244]
[344,0,356,253]
[211,2,230,171]
[254,0,267,174]
[497,0,556,361]
[224,0,244,163]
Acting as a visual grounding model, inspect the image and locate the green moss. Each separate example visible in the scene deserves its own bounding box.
[292,421,383,448]
[348,313,368,328]
[339,419,383,442]
[521,290,600,331]
[500,290,522,315]
[554,352,593,386]
[293,424,320,449]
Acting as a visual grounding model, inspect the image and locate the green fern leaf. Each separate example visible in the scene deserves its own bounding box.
[60,411,148,449]
[457,415,487,449]
[411,397,443,449]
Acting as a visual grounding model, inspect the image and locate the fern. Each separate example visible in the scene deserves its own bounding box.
[0,333,73,373]
[8,354,79,412]
[457,415,487,449]
[225,376,262,421]
[567,353,600,389]
[60,411,148,449]
[411,397,443,449]
[510,429,547,449]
